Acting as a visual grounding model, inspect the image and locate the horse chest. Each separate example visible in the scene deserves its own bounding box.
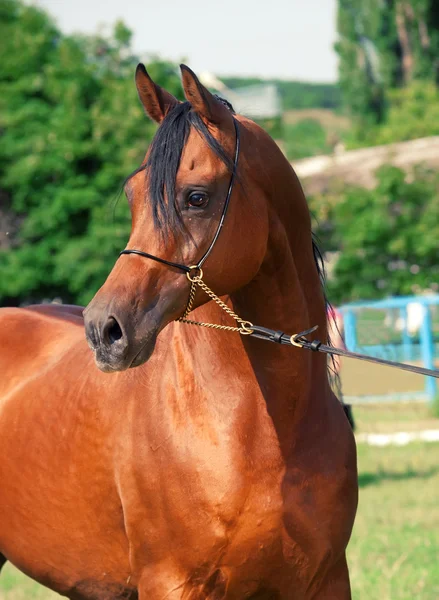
[120,408,285,581]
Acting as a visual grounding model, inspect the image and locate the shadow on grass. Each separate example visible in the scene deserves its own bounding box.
[359,466,439,488]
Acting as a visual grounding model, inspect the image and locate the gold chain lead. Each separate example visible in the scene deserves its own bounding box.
[177,267,253,335]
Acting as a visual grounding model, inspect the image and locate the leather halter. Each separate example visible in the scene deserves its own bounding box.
[119,118,240,275]
[116,116,439,380]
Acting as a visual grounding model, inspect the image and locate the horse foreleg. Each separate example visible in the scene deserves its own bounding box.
[137,567,230,600]
[311,554,352,600]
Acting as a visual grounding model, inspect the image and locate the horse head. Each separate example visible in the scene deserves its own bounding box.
[84,64,273,372]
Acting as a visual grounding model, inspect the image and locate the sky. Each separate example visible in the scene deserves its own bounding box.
[32,0,339,82]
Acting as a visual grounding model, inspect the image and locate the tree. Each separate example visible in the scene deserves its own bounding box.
[336,0,439,142]
[283,119,331,160]
[335,0,387,133]
[0,0,183,306]
[311,165,439,304]
[372,81,439,144]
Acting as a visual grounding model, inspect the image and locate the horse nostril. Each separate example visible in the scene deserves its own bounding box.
[103,317,124,345]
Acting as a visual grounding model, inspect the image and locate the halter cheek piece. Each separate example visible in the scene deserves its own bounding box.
[118,118,253,334]
[119,118,240,276]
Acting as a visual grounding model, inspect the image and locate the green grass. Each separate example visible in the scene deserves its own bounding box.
[1,407,439,599]
[0,565,58,599]
[349,442,439,599]
[353,402,439,432]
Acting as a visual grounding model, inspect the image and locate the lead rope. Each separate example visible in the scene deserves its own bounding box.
[176,269,439,379]
[177,267,253,335]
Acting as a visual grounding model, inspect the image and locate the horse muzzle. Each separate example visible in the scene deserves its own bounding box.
[83,306,158,372]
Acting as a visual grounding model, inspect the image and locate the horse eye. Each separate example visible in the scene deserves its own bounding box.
[188,191,209,209]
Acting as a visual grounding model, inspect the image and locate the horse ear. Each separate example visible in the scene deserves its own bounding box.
[135,63,179,123]
[180,64,229,125]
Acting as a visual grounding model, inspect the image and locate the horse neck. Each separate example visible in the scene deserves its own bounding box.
[229,162,331,456]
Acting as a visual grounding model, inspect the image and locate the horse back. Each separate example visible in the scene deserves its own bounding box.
[0,304,85,397]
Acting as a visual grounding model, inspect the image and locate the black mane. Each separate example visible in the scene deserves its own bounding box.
[128,100,236,234]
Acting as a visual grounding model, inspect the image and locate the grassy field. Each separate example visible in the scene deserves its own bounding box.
[1,405,438,599]
[0,567,58,600]
[340,353,439,399]
[353,401,439,432]
[349,441,439,599]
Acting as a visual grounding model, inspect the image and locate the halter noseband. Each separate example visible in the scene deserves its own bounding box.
[119,118,240,275]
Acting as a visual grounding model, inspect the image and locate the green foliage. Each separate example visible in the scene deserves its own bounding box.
[254,116,283,141]
[3,0,438,308]
[370,81,439,144]
[0,0,183,306]
[335,0,387,130]
[336,0,439,145]
[220,77,341,111]
[1,0,342,306]
[283,119,331,160]
[311,165,439,304]
[343,80,439,148]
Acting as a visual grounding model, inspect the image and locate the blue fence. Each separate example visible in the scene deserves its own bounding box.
[340,295,439,403]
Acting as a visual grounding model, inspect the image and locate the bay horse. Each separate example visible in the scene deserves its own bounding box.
[0,64,357,599]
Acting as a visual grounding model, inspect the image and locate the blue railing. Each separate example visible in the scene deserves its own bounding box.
[340,295,439,402]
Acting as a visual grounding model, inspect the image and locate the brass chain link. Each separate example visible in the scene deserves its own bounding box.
[177,267,253,335]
